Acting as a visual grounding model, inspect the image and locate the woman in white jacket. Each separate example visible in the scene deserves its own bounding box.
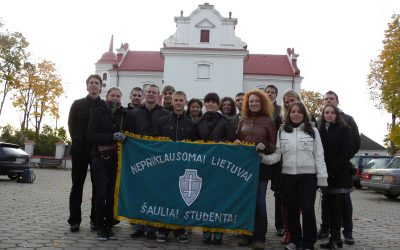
[259,101,328,250]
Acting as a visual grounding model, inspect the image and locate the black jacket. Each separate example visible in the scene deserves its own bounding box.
[272,101,282,132]
[131,104,170,136]
[341,111,361,156]
[319,122,354,188]
[153,112,196,141]
[87,103,131,157]
[68,95,104,156]
[195,112,235,142]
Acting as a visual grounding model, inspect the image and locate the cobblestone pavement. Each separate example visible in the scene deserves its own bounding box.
[0,168,399,249]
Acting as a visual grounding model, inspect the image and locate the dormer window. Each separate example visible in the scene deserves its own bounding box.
[200,30,210,43]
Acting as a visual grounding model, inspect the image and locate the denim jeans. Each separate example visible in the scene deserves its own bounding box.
[253,181,268,242]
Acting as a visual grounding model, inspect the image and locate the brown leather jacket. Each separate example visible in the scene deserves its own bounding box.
[237,114,277,180]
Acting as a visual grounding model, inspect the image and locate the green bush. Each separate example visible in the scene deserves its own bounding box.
[0,124,69,156]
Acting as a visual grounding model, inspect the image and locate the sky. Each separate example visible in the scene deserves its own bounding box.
[1,0,399,146]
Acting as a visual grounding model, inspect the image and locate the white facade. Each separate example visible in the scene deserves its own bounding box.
[95,3,302,106]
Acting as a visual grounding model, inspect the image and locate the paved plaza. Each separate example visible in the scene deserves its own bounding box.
[0,168,399,249]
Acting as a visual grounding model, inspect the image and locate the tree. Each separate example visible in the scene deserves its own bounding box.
[368,14,400,154]
[32,60,64,136]
[0,20,29,118]
[14,60,64,137]
[12,62,37,131]
[300,89,324,119]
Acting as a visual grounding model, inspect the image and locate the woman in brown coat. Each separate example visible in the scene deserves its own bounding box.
[235,89,276,250]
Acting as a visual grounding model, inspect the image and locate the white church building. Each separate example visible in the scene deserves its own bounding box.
[95,3,303,105]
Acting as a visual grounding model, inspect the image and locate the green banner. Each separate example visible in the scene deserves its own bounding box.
[115,135,260,235]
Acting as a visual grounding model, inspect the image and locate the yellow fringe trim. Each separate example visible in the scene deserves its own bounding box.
[115,216,253,236]
[113,141,123,217]
[123,131,255,146]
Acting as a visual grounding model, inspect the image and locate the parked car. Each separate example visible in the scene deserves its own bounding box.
[361,156,400,199]
[350,155,393,188]
[0,142,30,180]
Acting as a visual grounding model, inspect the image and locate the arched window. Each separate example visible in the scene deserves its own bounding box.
[102,73,107,81]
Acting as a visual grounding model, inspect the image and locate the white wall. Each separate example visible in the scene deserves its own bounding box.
[162,51,245,100]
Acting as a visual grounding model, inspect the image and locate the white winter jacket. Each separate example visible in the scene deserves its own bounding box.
[260,124,328,187]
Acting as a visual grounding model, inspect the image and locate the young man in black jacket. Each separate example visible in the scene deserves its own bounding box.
[130,84,169,239]
[153,91,195,243]
[67,74,104,232]
[318,90,361,245]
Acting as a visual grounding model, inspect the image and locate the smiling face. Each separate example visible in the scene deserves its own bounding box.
[289,104,304,124]
[163,90,174,107]
[284,96,299,109]
[235,94,244,111]
[205,100,219,112]
[106,89,122,103]
[189,102,201,117]
[172,94,186,114]
[145,86,159,105]
[221,100,232,115]
[323,106,337,123]
[323,93,339,107]
[130,90,143,106]
[86,77,101,97]
[249,94,262,113]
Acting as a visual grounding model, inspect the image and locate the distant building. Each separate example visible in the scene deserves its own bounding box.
[357,133,388,156]
[95,3,303,105]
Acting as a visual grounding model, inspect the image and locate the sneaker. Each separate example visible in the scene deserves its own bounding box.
[320,240,342,249]
[213,233,223,245]
[238,235,252,246]
[317,229,329,240]
[112,219,120,226]
[107,228,117,240]
[97,229,108,241]
[156,232,167,243]
[146,231,156,239]
[253,241,265,250]
[276,228,285,237]
[285,242,297,250]
[130,229,144,238]
[344,236,355,245]
[176,233,189,243]
[202,232,212,244]
[70,224,80,232]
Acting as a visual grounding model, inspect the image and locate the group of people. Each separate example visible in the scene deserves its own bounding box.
[67,74,360,250]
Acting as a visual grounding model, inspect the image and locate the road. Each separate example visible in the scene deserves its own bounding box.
[0,168,399,249]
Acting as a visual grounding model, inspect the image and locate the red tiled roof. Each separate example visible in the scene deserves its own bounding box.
[117,51,164,72]
[108,51,296,76]
[244,54,295,76]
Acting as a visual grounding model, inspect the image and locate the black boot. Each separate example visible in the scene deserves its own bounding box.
[319,239,342,250]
